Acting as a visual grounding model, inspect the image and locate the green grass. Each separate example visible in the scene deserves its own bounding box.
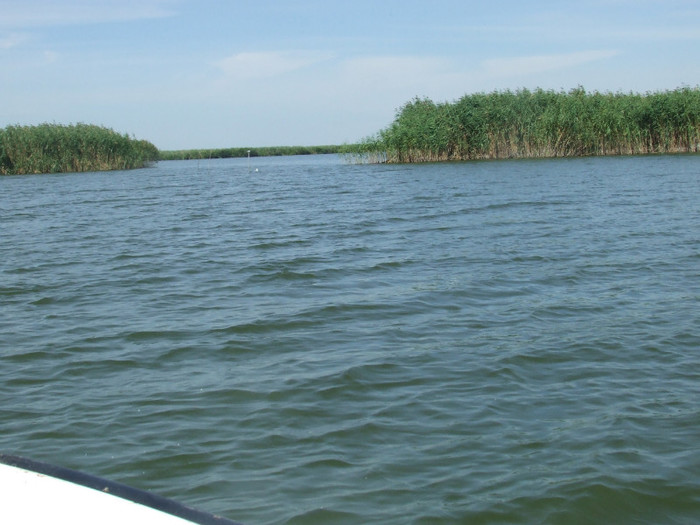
[342,86,700,163]
[0,123,159,175]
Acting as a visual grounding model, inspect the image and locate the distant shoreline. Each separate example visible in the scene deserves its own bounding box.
[158,144,346,161]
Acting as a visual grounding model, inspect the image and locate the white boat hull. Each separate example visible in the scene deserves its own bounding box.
[0,455,240,524]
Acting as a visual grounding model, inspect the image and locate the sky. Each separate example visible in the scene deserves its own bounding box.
[1,0,699,150]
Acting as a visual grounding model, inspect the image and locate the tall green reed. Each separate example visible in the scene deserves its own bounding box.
[0,123,159,175]
[344,86,700,163]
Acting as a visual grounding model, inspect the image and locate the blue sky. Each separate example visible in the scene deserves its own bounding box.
[1,0,699,150]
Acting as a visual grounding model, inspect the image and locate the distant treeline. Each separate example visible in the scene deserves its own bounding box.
[0,123,159,175]
[159,144,343,161]
[342,86,700,163]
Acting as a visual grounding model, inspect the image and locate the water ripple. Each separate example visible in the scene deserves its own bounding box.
[2,155,700,524]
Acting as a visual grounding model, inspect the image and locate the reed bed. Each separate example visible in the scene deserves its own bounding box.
[0,123,159,175]
[342,86,700,163]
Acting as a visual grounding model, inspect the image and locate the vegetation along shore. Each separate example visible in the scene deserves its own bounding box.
[4,85,699,173]
[0,123,159,175]
[342,85,700,163]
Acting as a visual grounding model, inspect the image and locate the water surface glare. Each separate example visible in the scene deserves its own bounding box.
[2,154,699,524]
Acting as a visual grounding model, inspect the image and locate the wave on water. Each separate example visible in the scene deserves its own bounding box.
[1,155,699,524]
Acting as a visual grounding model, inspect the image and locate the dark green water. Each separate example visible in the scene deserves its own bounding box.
[1,154,699,524]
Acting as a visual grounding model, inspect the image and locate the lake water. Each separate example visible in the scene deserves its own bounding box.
[1,154,699,524]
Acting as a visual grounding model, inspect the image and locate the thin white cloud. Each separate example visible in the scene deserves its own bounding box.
[482,50,621,78]
[214,51,334,80]
[0,32,29,49]
[337,55,463,100]
[42,50,60,64]
[340,55,450,79]
[0,0,176,28]
[609,27,700,40]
